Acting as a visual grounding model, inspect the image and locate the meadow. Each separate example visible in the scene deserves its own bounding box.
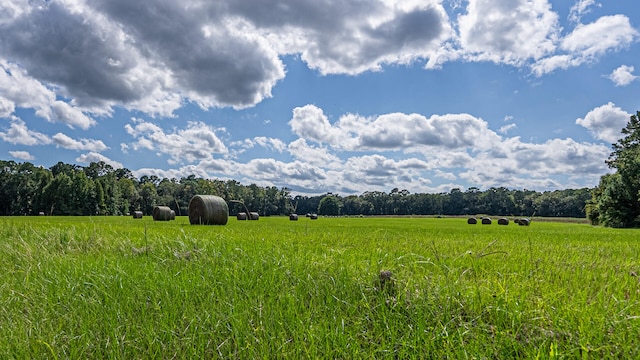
[1,215,638,359]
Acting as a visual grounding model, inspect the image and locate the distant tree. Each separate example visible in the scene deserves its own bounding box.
[318,194,342,216]
[587,111,640,227]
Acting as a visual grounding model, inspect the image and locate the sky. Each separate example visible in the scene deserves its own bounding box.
[0,0,639,196]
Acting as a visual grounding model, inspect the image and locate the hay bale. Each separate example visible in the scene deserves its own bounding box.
[249,212,259,220]
[498,218,509,225]
[289,214,299,221]
[153,206,173,221]
[237,212,247,220]
[310,213,318,220]
[169,210,176,220]
[518,218,530,226]
[467,217,477,224]
[481,217,492,225]
[132,211,143,219]
[514,218,521,225]
[188,195,228,225]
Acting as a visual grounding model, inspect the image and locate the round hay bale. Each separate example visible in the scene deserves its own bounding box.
[152,206,173,221]
[518,218,530,226]
[169,210,176,220]
[249,212,259,220]
[237,212,247,220]
[188,195,228,225]
[498,218,509,225]
[289,214,299,221]
[467,217,477,224]
[481,217,492,225]
[132,211,143,219]
[310,213,318,220]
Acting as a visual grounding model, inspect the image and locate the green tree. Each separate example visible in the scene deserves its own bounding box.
[588,111,640,227]
[318,194,342,216]
[139,182,159,215]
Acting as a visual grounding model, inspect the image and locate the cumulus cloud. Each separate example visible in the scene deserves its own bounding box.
[607,65,638,86]
[0,60,97,128]
[289,105,501,152]
[251,137,287,153]
[459,136,609,189]
[124,118,228,165]
[533,15,638,75]
[0,1,630,195]
[126,103,614,195]
[9,150,34,161]
[288,138,341,167]
[0,118,52,146]
[0,97,14,118]
[457,0,560,65]
[52,133,108,152]
[0,0,636,121]
[576,103,630,143]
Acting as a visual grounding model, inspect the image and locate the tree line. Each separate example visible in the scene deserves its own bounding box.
[1,159,592,218]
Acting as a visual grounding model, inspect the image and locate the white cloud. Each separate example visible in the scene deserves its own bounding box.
[561,15,638,57]
[607,65,638,86]
[457,0,560,65]
[252,137,287,153]
[76,152,123,169]
[459,136,609,190]
[499,123,517,134]
[50,101,96,130]
[287,138,341,167]
[533,15,639,75]
[0,96,15,117]
[0,118,52,146]
[125,118,228,165]
[0,60,97,128]
[568,0,599,24]
[52,133,108,152]
[289,105,501,152]
[0,0,636,122]
[9,150,34,161]
[289,105,350,146]
[576,102,630,143]
[125,104,614,195]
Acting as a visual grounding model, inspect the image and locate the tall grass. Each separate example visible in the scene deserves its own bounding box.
[0,216,638,358]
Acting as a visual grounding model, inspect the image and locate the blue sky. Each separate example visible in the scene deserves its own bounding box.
[1,0,639,195]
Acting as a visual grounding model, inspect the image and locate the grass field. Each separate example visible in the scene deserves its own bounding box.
[1,215,639,358]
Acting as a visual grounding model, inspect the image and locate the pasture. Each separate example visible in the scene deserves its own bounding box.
[1,216,639,358]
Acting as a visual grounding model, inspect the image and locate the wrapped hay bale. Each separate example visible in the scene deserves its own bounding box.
[152,206,173,221]
[249,212,259,220]
[289,214,299,221]
[518,218,530,226]
[467,217,477,224]
[310,213,318,220]
[498,218,509,225]
[188,195,228,225]
[237,212,247,220]
[132,211,143,219]
[481,217,492,225]
[169,210,176,220]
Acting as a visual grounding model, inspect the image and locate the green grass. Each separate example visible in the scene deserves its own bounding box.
[1,216,639,358]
